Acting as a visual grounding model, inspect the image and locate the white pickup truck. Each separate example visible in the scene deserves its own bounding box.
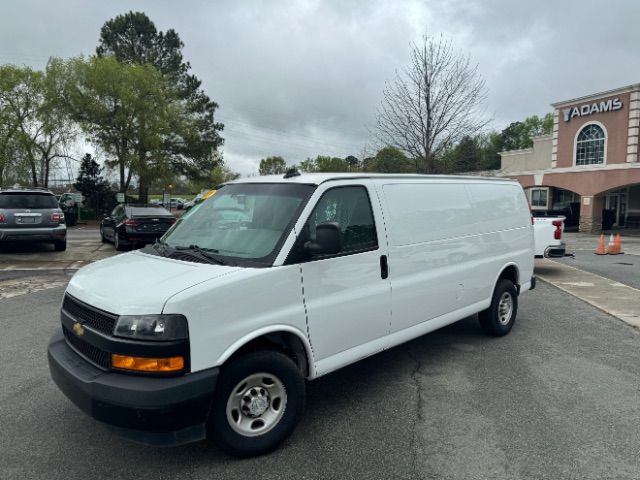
[533,216,566,258]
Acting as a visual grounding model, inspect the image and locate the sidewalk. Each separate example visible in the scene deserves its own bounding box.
[535,259,640,329]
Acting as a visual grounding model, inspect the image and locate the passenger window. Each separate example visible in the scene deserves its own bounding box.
[306,186,378,255]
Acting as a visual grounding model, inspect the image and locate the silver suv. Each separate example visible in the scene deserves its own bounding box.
[0,186,67,251]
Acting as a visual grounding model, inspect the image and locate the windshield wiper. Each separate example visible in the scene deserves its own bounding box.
[152,239,171,257]
[173,244,226,265]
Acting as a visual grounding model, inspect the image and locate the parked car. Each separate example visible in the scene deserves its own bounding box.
[0,186,67,251]
[58,192,78,226]
[548,201,580,228]
[533,215,566,258]
[184,190,217,212]
[163,198,184,210]
[100,205,175,251]
[48,173,535,457]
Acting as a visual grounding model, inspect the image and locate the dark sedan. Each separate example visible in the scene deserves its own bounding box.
[100,205,176,251]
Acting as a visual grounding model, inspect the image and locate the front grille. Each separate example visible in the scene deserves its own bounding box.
[63,326,111,370]
[62,294,117,335]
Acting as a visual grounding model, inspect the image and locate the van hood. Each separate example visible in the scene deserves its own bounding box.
[66,251,241,315]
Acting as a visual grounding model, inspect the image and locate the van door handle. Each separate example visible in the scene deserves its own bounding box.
[380,255,389,279]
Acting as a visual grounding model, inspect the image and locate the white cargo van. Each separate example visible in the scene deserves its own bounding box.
[48,173,535,457]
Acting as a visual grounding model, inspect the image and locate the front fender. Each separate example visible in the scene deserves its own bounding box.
[215,325,316,379]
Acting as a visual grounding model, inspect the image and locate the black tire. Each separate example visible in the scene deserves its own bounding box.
[210,350,305,457]
[54,239,67,252]
[114,233,126,251]
[478,279,518,336]
[100,226,107,243]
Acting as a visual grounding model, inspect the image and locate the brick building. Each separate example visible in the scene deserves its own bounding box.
[500,84,640,232]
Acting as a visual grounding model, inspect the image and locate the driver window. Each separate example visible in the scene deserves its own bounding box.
[306,186,378,255]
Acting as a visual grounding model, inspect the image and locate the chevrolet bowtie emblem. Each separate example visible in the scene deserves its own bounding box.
[72,322,85,336]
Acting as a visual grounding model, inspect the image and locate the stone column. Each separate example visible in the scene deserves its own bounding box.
[578,195,604,233]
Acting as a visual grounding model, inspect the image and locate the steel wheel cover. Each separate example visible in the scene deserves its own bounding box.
[226,372,287,437]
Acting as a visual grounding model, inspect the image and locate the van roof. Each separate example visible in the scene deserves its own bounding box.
[230,172,517,186]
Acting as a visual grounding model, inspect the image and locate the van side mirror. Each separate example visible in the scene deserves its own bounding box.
[304,222,342,256]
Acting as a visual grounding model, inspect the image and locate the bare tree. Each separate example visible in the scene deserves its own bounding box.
[375,34,490,173]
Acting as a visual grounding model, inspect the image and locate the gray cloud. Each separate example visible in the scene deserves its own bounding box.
[2,0,639,176]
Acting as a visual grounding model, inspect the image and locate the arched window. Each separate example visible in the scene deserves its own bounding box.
[575,124,605,165]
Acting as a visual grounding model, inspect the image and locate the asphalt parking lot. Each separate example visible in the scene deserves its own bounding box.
[1,230,639,479]
[1,272,639,479]
[0,226,118,271]
[557,250,640,290]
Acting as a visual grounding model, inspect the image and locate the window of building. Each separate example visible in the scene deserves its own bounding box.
[575,124,605,165]
[530,188,548,209]
[552,188,579,207]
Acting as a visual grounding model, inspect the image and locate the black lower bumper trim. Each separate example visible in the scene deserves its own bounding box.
[48,329,218,446]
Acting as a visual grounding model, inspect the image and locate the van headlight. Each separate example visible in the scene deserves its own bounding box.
[113,314,189,341]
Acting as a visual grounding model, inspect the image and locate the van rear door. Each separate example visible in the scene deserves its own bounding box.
[290,181,391,375]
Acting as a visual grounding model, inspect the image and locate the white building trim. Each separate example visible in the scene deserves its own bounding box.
[551,84,640,108]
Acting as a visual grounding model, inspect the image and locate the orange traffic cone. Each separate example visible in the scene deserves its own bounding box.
[595,234,607,255]
[607,234,618,255]
[614,234,623,254]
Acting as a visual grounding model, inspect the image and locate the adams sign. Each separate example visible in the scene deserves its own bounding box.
[562,98,623,122]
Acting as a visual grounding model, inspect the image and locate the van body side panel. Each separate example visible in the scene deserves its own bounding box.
[464,183,534,303]
[162,265,309,373]
[377,180,534,334]
[379,182,479,332]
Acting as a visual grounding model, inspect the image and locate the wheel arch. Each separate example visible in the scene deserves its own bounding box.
[216,325,316,379]
[493,263,520,294]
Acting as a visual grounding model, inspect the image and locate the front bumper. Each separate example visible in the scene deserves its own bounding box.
[48,329,219,446]
[0,225,66,242]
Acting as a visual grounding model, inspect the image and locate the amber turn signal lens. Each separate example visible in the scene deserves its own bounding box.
[111,354,184,372]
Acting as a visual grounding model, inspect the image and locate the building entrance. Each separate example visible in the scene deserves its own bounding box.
[605,190,627,227]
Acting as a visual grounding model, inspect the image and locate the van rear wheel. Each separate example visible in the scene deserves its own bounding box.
[210,350,305,457]
[478,279,518,336]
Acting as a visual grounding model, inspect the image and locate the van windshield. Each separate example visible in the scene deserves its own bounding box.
[161,183,315,266]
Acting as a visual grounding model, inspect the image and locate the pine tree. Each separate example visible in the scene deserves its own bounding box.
[74,153,111,216]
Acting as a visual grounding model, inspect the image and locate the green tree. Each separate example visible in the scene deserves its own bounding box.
[345,155,360,171]
[74,153,112,217]
[314,156,349,172]
[476,132,504,170]
[298,157,317,172]
[0,64,75,187]
[296,155,354,173]
[366,146,413,173]
[259,156,287,175]
[501,113,553,151]
[188,159,240,190]
[58,56,199,195]
[442,136,481,173]
[96,11,224,201]
[210,163,240,186]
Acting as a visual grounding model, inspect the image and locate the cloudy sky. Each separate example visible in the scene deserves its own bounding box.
[2,0,640,177]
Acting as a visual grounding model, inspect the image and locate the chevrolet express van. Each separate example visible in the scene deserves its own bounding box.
[48,173,535,457]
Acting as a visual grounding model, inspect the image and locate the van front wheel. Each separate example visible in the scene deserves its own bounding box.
[478,279,518,336]
[210,351,305,457]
